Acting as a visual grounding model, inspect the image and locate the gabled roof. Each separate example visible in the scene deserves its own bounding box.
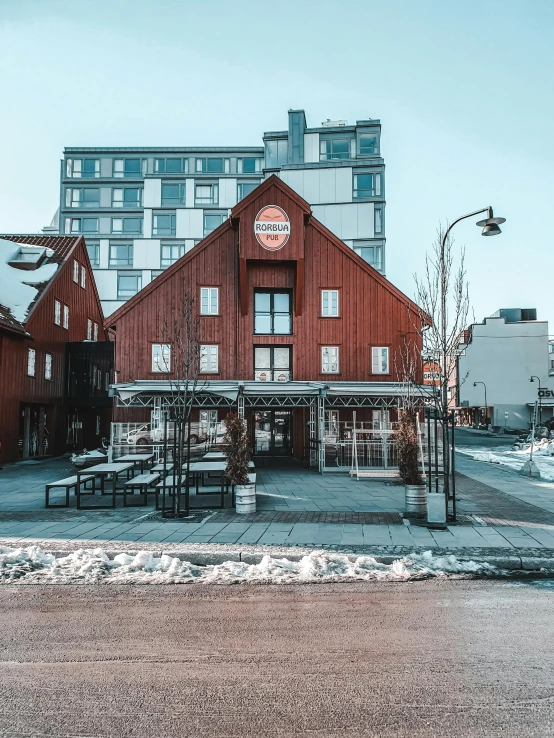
[230,174,312,218]
[309,219,429,322]
[0,234,104,335]
[105,218,234,327]
[105,175,429,327]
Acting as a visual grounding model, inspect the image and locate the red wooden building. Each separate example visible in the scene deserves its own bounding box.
[0,235,112,463]
[107,177,426,470]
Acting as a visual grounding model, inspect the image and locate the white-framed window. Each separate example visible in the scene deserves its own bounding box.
[353,172,382,199]
[374,207,383,235]
[54,299,61,325]
[45,353,52,381]
[160,243,185,268]
[354,241,384,272]
[371,346,389,374]
[63,304,69,330]
[325,409,339,436]
[27,348,36,377]
[195,183,218,205]
[93,322,98,341]
[200,287,219,315]
[152,343,171,373]
[113,158,144,178]
[112,187,142,208]
[64,217,99,234]
[200,345,219,373]
[80,265,86,289]
[111,217,142,235]
[87,318,92,340]
[237,158,262,174]
[152,212,176,236]
[73,260,79,283]
[195,158,229,173]
[65,187,100,208]
[66,158,100,178]
[321,346,339,373]
[155,157,188,174]
[321,289,339,317]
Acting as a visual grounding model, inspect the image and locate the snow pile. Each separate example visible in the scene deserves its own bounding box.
[458,445,554,480]
[0,546,498,585]
[0,240,58,323]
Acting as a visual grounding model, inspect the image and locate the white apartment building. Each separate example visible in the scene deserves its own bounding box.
[47,109,385,316]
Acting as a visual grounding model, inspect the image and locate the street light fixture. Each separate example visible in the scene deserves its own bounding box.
[473,381,488,428]
[530,375,542,425]
[438,207,506,496]
[475,208,506,237]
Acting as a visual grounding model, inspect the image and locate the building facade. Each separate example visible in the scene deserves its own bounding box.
[107,177,420,470]
[0,235,112,463]
[52,110,385,316]
[453,308,554,430]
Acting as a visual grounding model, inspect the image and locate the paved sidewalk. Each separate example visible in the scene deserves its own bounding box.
[3,453,554,554]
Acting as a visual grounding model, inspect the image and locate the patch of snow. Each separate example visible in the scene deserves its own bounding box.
[0,240,58,323]
[457,444,554,481]
[0,546,499,585]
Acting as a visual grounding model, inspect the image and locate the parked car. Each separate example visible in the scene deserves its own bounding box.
[126,422,207,446]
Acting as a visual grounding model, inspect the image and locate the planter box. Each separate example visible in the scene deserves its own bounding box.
[426,492,447,529]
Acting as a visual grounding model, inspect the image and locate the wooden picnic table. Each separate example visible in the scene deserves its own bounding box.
[76,462,135,510]
[155,471,226,510]
[114,453,155,473]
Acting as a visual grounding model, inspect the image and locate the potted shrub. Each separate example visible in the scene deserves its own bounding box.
[397,410,426,515]
[223,412,256,514]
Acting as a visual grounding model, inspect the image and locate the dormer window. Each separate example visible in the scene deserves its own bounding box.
[8,247,46,270]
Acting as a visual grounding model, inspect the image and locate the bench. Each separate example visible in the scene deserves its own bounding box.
[123,472,160,507]
[45,474,95,508]
[151,463,174,473]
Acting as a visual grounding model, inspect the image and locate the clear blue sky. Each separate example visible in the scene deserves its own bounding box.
[1,0,552,326]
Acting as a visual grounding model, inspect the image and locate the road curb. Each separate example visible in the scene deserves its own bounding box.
[4,540,554,573]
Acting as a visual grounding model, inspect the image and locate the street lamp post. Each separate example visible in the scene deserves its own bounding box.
[438,207,505,499]
[530,375,542,425]
[473,381,488,428]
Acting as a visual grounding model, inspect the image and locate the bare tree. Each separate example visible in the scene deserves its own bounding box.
[413,226,471,419]
[405,225,472,504]
[159,289,202,517]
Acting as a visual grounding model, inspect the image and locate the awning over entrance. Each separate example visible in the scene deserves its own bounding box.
[109,379,429,408]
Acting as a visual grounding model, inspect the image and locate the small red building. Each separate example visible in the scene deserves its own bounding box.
[0,235,111,463]
[107,177,426,470]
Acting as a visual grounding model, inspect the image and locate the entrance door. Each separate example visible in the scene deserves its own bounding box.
[253,410,292,456]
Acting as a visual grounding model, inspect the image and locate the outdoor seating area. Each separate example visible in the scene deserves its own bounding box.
[43,449,251,511]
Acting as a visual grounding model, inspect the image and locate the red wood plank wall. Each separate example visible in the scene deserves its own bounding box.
[111,179,423,397]
[0,238,107,462]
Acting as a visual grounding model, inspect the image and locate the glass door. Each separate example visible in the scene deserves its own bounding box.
[253,410,293,456]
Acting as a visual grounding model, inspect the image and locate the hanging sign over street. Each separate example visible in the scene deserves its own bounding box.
[254,205,290,250]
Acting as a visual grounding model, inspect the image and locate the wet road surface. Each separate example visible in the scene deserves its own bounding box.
[1,579,553,737]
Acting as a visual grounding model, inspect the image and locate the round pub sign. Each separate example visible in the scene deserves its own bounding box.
[254,205,290,251]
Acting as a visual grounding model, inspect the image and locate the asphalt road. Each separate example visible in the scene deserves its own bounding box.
[1,580,554,737]
[455,427,517,448]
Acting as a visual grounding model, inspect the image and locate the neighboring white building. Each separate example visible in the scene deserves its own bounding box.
[453,308,554,430]
[48,109,385,316]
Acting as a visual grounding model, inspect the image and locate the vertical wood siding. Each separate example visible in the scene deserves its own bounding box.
[0,238,107,462]
[111,179,424,423]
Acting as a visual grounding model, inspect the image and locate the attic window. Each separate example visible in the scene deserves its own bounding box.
[8,247,46,270]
